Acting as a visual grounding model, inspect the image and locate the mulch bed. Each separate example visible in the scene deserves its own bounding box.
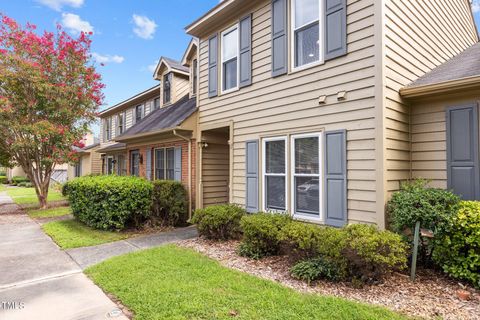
[178,238,480,320]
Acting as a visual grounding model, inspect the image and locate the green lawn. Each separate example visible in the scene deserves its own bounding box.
[6,187,64,206]
[28,206,72,219]
[85,246,408,320]
[42,219,128,249]
[0,184,6,192]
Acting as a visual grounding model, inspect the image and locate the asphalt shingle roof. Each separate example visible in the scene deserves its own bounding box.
[162,57,189,74]
[117,95,196,139]
[405,42,480,89]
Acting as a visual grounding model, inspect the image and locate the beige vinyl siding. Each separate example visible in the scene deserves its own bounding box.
[384,0,478,194]
[411,93,480,189]
[202,143,230,206]
[197,0,378,224]
[174,76,190,101]
[90,148,103,174]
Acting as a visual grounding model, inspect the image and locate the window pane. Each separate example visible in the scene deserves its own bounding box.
[266,176,286,211]
[295,22,319,67]
[295,136,319,174]
[155,149,165,180]
[136,105,143,121]
[295,177,319,215]
[166,148,175,180]
[295,0,319,28]
[163,73,172,104]
[265,140,285,174]
[222,28,238,61]
[154,98,160,110]
[223,59,237,90]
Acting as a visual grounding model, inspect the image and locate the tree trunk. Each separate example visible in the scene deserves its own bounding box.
[37,184,49,209]
[19,162,53,209]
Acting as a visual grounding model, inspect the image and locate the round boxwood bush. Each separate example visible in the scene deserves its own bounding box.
[433,201,480,288]
[63,175,153,231]
[190,204,246,240]
[238,213,292,259]
[151,180,188,227]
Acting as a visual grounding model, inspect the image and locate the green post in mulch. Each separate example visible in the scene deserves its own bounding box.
[410,221,421,282]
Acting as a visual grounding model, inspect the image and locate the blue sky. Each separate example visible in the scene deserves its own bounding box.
[0,0,218,110]
[1,0,480,135]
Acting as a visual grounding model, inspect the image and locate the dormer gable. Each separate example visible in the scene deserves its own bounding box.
[153,57,190,108]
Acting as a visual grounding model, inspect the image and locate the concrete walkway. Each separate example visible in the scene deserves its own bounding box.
[0,191,129,320]
[66,226,198,269]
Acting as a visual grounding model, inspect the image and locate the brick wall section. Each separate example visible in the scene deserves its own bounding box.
[126,139,196,207]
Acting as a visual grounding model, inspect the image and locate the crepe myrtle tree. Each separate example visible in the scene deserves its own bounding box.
[0,15,105,208]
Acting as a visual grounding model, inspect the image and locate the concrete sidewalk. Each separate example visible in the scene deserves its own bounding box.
[0,191,128,320]
[66,225,198,269]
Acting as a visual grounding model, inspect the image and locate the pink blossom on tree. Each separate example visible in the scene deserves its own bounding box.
[0,15,105,208]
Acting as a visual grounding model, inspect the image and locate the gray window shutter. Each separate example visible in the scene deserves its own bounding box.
[146,149,152,181]
[325,0,347,61]
[446,104,480,200]
[271,0,287,77]
[239,14,252,88]
[324,130,347,227]
[245,140,259,213]
[208,34,218,98]
[174,146,182,182]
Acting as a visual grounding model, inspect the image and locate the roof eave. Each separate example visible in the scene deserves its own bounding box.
[115,126,188,142]
[185,0,236,36]
[154,58,190,80]
[400,76,480,99]
[99,85,160,117]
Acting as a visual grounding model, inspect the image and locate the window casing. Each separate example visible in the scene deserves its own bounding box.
[163,73,172,104]
[117,112,125,135]
[104,118,112,141]
[262,137,287,212]
[130,151,140,177]
[291,133,322,220]
[291,0,324,70]
[117,155,126,175]
[154,97,160,110]
[192,59,198,95]
[135,105,144,123]
[221,24,239,93]
[154,148,175,180]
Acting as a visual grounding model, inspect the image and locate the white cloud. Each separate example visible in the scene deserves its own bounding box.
[473,0,480,13]
[92,53,125,64]
[147,60,159,73]
[132,14,157,40]
[61,13,94,35]
[37,0,83,11]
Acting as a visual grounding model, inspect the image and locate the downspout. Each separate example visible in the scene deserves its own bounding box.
[173,129,193,219]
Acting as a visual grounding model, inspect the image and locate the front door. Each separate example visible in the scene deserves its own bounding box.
[446,104,480,200]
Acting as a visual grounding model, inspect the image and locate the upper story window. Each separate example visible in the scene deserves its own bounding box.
[135,104,144,122]
[292,0,323,69]
[221,25,239,92]
[192,59,198,95]
[104,117,112,141]
[163,73,172,104]
[154,97,160,110]
[117,112,125,135]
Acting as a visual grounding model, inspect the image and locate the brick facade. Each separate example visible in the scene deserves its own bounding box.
[126,139,196,207]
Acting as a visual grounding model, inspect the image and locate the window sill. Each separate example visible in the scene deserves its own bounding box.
[293,213,324,224]
[289,60,325,75]
[220,87,239,96]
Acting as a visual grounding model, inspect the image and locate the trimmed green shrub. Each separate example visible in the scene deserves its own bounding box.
[238,213,292,259]
[151,180,188,227]
[291,257,342,284]
[63,175,153,231]
[342,224,408,282]
[433,201,480,288]
[24,182,33,188]
[279,221,348,262]
[190,204,246,240]
[387,179,460,233]
[17,182,26,187]
[0,176,7,184]
[11,176,29,185]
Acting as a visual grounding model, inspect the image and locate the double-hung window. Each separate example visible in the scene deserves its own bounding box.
[104,118,112,141]
[291,133,322,219]
[292,0,323,69]
[154,97,160,110]
[106,156,114,175]
[163,73,172,104]
[221,25,239,92]
[192,59,198,95]
[74,160,82,177]
[130,151,140,177]
[117,155,126,175]
[154,148,175,180]
[135,105,144,123]
[117,112,125,135]
[263,137,287,212]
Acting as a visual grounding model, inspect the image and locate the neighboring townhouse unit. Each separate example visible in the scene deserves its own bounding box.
[98,41,199,214]
[185,0,478,228]
[67,134,102,180]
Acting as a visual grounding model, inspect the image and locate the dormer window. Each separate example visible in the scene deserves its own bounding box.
[192,59,198,95]
[135,104,144,122]
[154,97,160,110]
[117,112,125,135]
[163,73,172,104]
[221,24,239,92]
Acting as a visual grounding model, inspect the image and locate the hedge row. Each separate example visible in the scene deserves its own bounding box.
[190,206,408,284]
[63,176,188,231]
